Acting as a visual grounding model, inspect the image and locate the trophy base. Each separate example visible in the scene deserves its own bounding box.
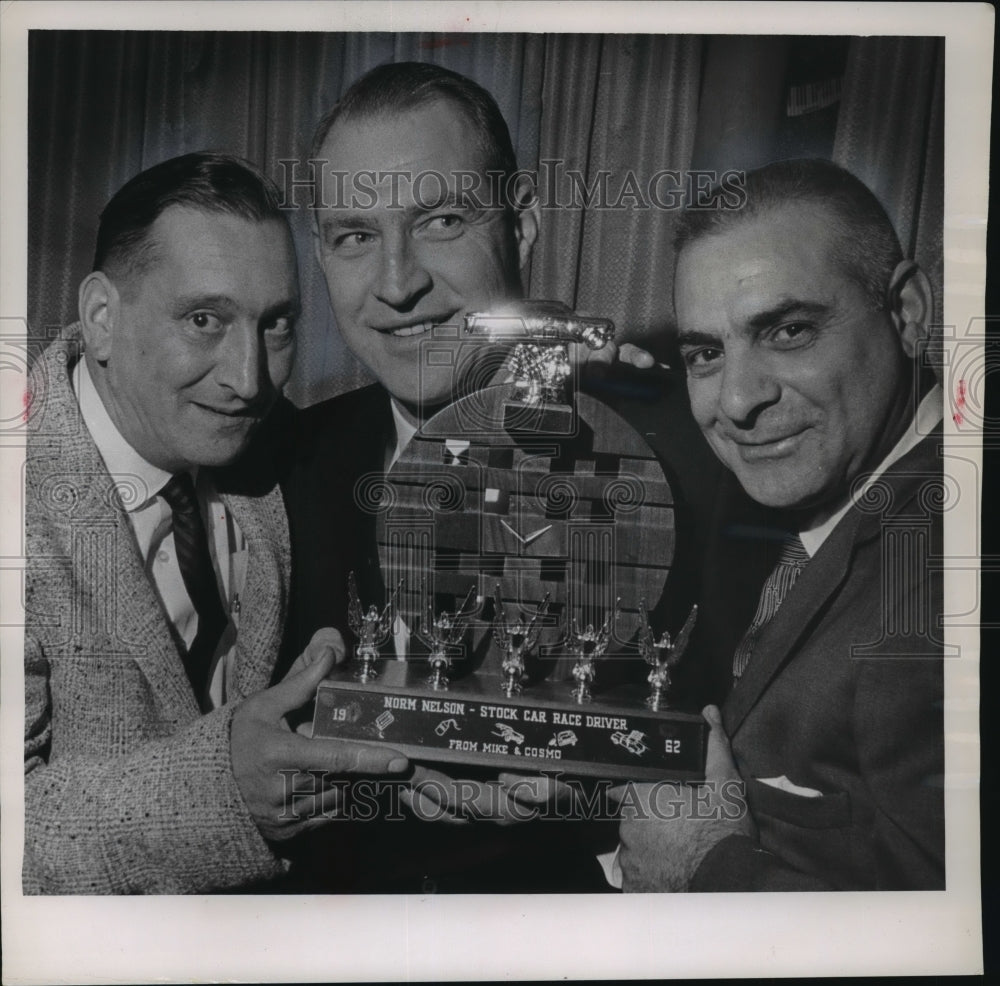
[502,399,574,435]
[312,662,707,782]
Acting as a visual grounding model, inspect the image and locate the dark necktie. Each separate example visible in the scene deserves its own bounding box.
[159,472,228,702]
[732,534,809,683]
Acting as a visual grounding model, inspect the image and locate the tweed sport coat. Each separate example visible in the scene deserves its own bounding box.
[690,429,946,891]
[23,328,291,894]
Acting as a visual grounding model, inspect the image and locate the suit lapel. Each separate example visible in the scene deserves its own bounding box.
[34,336,202,719]
[108,498,204,717]
[722,512,859,734]
[721,427,944,735]
[224,486,289,697]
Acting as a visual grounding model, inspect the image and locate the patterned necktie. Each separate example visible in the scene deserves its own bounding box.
[159,473,228,701]
[732,534,809,683]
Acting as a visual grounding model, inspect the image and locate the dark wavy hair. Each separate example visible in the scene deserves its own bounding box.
[93,151,286,281]
[310,61,519,205]
[674,158,903,311]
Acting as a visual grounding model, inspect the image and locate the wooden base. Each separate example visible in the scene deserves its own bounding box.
[313,661,707,782]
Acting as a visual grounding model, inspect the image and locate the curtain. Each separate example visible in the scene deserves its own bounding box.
[833,36,945,328]
[530,35,703,344]
[28,31,944,407]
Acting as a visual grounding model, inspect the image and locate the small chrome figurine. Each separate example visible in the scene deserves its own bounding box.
[569,598,620,704]
[419,584,478,691]
[346,572,402,683]
[638,601,698,711]
[492,585,550,697]
[464,301,615,405]
[507,343,572,406]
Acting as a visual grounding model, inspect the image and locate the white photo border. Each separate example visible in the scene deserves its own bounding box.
[0,2,988,981]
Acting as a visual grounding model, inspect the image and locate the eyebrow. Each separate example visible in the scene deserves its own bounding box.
[318,192,484,232]
[170,293,300,320]
[746,299,831,331]
[418,190,482,212]
[677,299,833,346]
[261,297,302,321]
[171,293,239,318]
[319,214,379,236]
[676,329,721,348]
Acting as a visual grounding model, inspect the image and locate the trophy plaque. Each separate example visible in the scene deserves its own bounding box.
[313,302,708,782]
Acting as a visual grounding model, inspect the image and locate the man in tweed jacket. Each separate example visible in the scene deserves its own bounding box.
[24,153,407,894]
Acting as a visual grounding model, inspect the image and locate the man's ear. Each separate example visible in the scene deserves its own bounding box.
[511,176,540,270]
[886,259,933,359]
[78,272,120,363]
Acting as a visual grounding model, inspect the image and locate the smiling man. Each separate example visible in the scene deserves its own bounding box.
[311,92,534,415]
[280,63,662,894]
[616,158,945,892]
[24,153,408,894]
[282,64,543,659]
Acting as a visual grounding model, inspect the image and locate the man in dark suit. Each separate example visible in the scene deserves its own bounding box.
[616,158,945,891]
[282,61,689,658]
[280,62,720,892]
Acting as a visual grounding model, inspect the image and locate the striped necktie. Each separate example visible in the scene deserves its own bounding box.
[159,473,228,703]
[732,534,809,683]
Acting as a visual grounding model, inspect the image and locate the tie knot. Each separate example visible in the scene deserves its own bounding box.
[159,472,198,517]
[732,533,809,684]
[777,534,809,568]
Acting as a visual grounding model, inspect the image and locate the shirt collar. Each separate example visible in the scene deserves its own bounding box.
[799,383,943,557]
[387,398,420,470]
[74,356,178,511]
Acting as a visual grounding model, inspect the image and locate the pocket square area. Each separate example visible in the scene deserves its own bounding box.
[756,775,822,798]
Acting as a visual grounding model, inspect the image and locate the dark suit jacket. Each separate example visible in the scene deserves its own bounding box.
[279,383,393,670]
[278,370,726,892]
[691,430,946,891]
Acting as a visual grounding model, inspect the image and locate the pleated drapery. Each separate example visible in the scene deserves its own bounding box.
[832,36,945,329]
[28,32,944,407]
[530,35,703,344]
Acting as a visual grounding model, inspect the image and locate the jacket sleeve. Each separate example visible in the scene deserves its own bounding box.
[690,834,833,891]
[852,655,945,889]
[23,635,288,895]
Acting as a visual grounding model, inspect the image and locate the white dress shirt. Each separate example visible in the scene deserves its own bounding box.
[386,398,419,472]
[73,358,246,709]
[799,384,943,557]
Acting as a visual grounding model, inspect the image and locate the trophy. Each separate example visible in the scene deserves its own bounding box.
[312,301,708,782]
[347,572,402,682]
[418,584,477,690]
[464,300,615,433]
[639,602,698,711]
[492,585,550,697]
[568,599,619,704]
